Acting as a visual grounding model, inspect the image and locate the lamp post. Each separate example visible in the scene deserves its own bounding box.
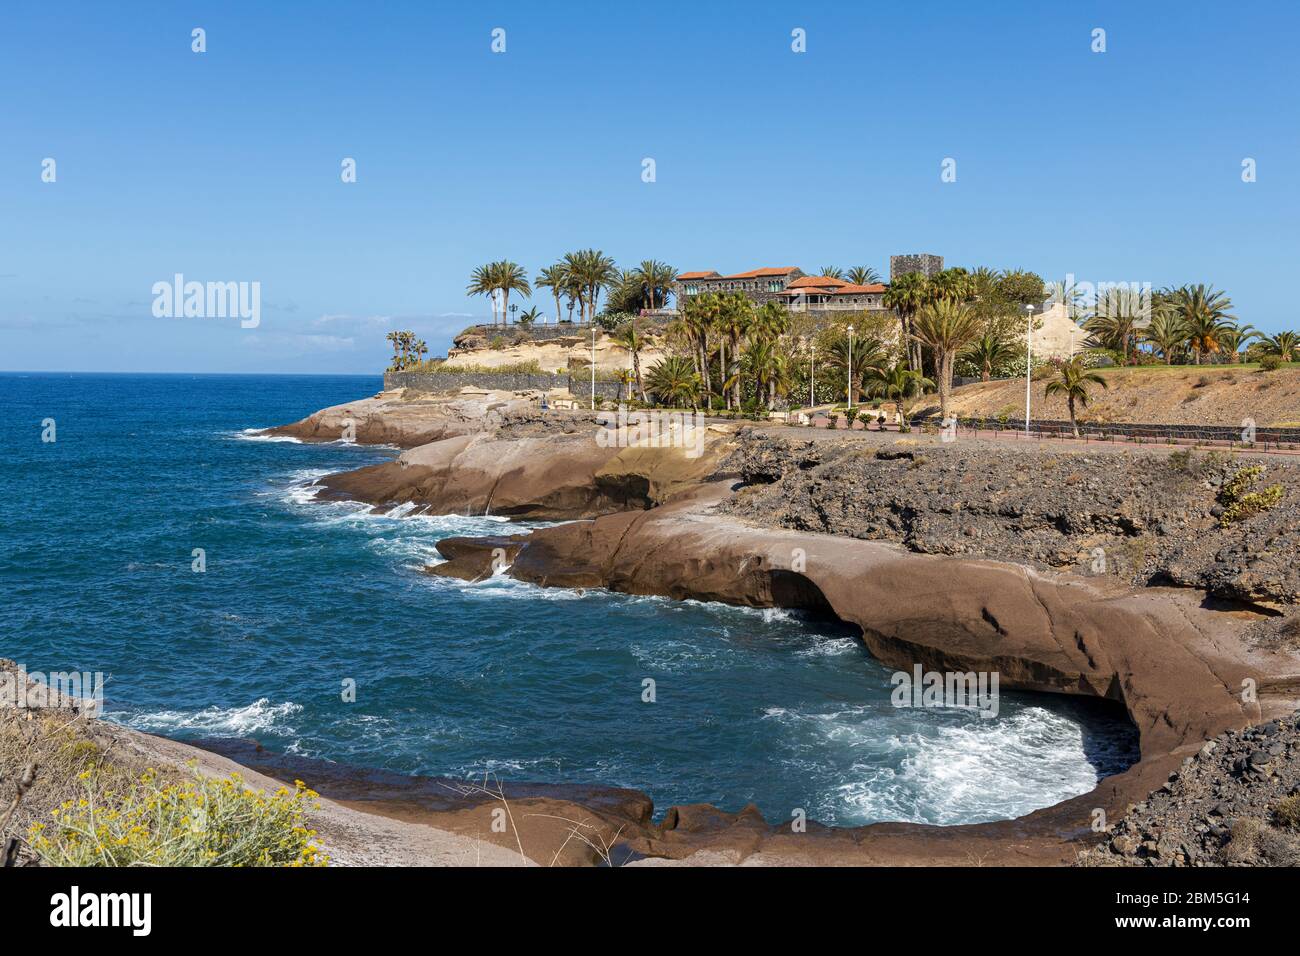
[1024,304,1034,437]
[847,324,855,411]
[808,341,816,408]
[591,323,597,411]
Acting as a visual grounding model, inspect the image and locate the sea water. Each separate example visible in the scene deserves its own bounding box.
[0,372,1138,825]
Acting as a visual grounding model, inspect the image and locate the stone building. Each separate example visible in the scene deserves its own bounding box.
[673,266,888,314]
[889,253,944,280]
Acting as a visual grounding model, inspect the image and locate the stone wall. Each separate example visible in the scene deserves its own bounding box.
[384,370,629,400]
[384,371,563,393]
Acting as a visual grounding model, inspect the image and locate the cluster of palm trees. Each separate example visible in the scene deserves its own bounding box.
[1077,283,1292,366]
[657,292,795,411]
[385,330,428,372]
[883,269,988,375]
[458,257,1292,419]
[470,253,678,327]
[632,267,1018,417]
[645,289,941,419]
[465,261,531,326]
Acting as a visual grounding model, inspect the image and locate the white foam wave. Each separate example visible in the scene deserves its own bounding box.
[437,570,586,601]
[113,698,303,737]
[766,702,1120,825]
[794,635,861,658]
[231,428,303,443]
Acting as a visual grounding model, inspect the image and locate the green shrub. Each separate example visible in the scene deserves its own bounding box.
[1218,464,1285,527]
[1260,354,1284,372]
[29,768,327,867]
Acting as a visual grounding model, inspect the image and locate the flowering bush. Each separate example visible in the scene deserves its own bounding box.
[29,767,327,867]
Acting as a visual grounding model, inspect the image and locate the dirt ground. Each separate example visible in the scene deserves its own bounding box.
[935,365,1300,427]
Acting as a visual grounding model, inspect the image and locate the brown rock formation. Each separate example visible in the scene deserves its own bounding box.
[427,484,1300,864]
[317,428,735,520]
[266,404,1300,865]
[261,391,550,447]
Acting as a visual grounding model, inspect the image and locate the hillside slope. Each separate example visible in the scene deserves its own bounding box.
[939,366,1300,427]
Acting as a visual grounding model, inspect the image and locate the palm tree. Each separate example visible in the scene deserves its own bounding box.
[518,306,541,328]
[826,332,886,404]
[386,330,427,371]
[717,292,754,409]
[744,300,793,408]
[466,264,499,325]
[1086,286,1151,365]
[646,356,702,410]
[494,261,531,327]
[1142,310,1191,364]
[739,338,779,409]
[613,318,648,403]
[1045,277,1084,321]
[751,299,791,342]
[570,249,619,323]
[910,299,982,422]
[1044,357,1109,437]
[633,260,677,312]
[1216,324,1259,363]
[1162,285,1236,364]
[927,267,974,305]
[866,363,933,426]
[681,293,718,404]
[1263,331,1299,362]
[964,330,1013,382]
[883,271,930,371]
[535,264,569,326]
[819,266,845,280]
[969,266,1002,299]
[563,268,583,322]
[847,266,881,286]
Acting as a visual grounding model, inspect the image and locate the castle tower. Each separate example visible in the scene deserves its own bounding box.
[889,254,944,281]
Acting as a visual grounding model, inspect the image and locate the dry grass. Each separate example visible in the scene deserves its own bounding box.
[439,772,630,867]
[0,707,169,864]
[946,365,1300,427]
[1218,817,1262,863]
[1275,795,1300,830]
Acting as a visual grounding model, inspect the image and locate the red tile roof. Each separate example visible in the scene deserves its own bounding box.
[677,271,721,280]
[788,275,848,289]
[723,267,801,278]
[833,283,886,294]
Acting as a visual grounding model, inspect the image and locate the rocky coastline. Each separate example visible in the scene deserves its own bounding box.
[224,391,1300,864]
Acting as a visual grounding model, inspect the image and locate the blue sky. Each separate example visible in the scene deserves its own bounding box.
[2,0,1296,373]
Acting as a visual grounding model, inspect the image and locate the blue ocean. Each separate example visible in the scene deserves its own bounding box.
[0,372,1138,825]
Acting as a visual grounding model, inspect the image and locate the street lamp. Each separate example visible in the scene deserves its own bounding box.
[847,324,855,411]
[1024,304,1034,437]
[591,323,598,411]
[808,340,816,408]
